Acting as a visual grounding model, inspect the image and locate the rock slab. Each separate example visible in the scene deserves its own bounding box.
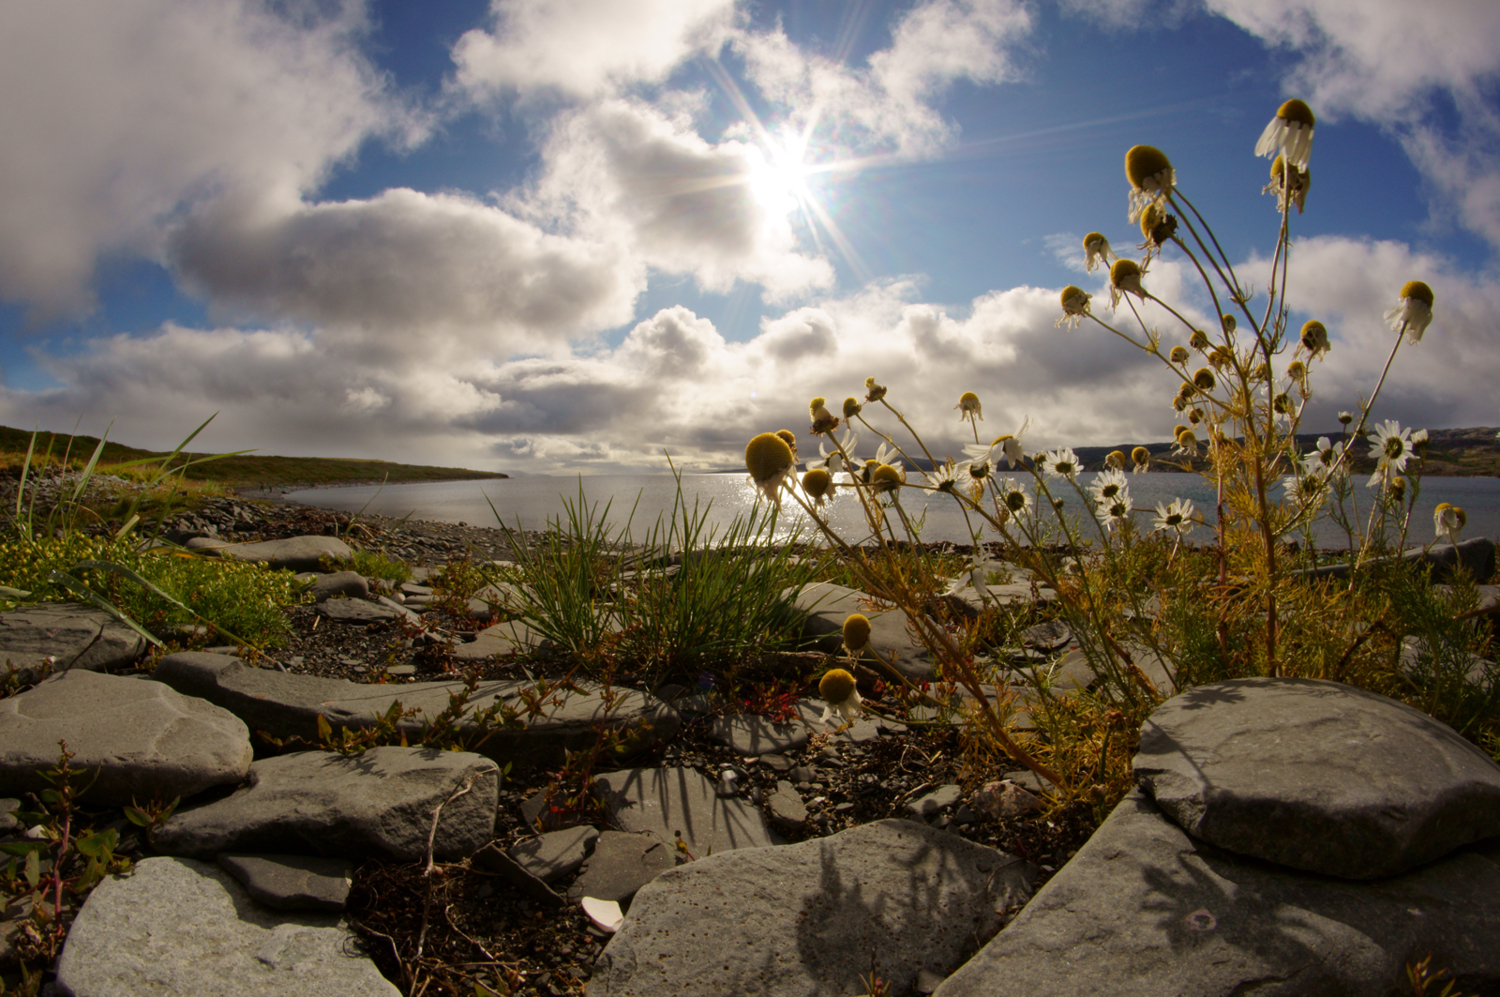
[217,853,354,911]
[588,819,1037,997]
[154,746,498,862]
[1134,677,1500,879]
[593,767,779,859]
[0,670,251,806]
[932,789,1500,997]
[56,856,396,997]
[0,602,145,681]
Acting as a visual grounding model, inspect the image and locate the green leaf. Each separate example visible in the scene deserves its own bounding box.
[123,805,150,827]
[316,714,333,743]
[74,828,117,859]
[23,849,39,890]
[0,840,46,858]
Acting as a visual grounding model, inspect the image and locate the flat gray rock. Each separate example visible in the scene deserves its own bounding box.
[791,582,936,680]
[316,598,399,624]
[1135,678,1500,879]
[153,746,498,861]
[0,670,251,807]
[906,784,963,818]
[218,853,354,911]
[0,602,145,682]
[593,767,779,860]
[219,535,354,573]
[56,856,397,997]
[1026,642,1177,698]
[933,789,1500,997]
[567,830,676,904]
[452,620,551,660]
[508,825,599,884]
[153,652,678,769]
[308,570,369,603]
[707,714,810,755]
[764,780,808,828]
[588,819,1036,997]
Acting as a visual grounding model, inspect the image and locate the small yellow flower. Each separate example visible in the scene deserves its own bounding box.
[870,463,904,495]
[842,397,862,419]
[1169,345,1189,365]
[955,391,983,422]
[1124,145,1174,223]
[1105,450,1126,470]
[1189,329,1210,351]
[818,667,863,726]
[1131,445,1151,472]
[841,614,872,654]
[1299,320,1330,359]
[1264,154,1310,213]
[1385,280,1435,344]
[746,432,795,505]
[1255,98,1315,170]
[864,377,887,403]
[1056,285,1092,328]
[802,467,834,507]
[809,396,840,436]
[1083,232,1118,272]
[1109,259,1146,309]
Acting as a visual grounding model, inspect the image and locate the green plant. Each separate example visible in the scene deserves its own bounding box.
[0,743,131,977]
[325,548,413,584]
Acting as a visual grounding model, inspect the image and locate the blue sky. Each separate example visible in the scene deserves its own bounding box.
[1,0,1497,473]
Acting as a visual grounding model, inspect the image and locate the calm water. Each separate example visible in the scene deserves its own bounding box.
[284,472,1500,549]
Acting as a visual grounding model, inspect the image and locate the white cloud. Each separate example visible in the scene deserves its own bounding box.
[167,187,643,356]
[0,0,419,319]
[452,0,736,98]
[736,0,1033,158]
[1204,0,1500,249]
[520,99,834,300]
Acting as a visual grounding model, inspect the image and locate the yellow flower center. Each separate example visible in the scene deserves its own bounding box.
[819,667,857,704]
[1399,280,1435,307]
[1277,98,1315,128]
[841,615,871,653]
[1124,145,1173,189]
[745,432,793,483]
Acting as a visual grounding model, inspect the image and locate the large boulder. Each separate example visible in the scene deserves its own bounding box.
[1134,678,1500,879]
[932,789,1500,997]
[589,819,1036,997]
[56,856,397,997]
[0,670,251,806]
[206,535,353,573]
[153,746,498,861]
[0,602,145,682]
[593,767,779,859]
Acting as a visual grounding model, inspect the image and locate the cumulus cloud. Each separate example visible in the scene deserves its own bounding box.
[737,0,1033,158]
[452,0,736,99]
[520,99,834,300]
[0,0,419,320]
[167,188,643,357]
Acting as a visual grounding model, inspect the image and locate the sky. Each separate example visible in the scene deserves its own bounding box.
[1,0,1497,475]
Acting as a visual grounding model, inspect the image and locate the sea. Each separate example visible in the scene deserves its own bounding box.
[283,472,1500,551]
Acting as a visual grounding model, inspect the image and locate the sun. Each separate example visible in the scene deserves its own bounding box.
[748,129,814,213]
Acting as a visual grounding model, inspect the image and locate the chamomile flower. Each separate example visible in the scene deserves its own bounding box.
[956,391,984,423]
[1255,99,1315,170]
[1090,467,1129,505]
[925,462,961,494]
[1131,446,1151,473]
[1173,427,1200,457]
[1302,437,1347,480]
[1045,447,1081,481]
[1138,202,1177,261]
[1109,259,1147,310]
[842,397,862,420]
[870,463,904,496]
[1124,145,1175,223]
[818,667,863,726]
[1263,154,1310,214]
[802,467,835,507]
[814,429,857,476]
[995,477,1031,518]
[842,614,871,655]
[809,396,840,436]
[1152,498,1195,535]
[1083,232,1117,272]
[1385,281,1435,344]
[746,432,795,506]
[1057,286,1092,329]
[964,418,1030,470]
[1367,419,1416,478]
[955,457,991,498]
[1338,411,1354,426]
[864,377,887,403]
[1283,467,1329,509]
[1299,320,1330,360]
[1105,450,1126,470]
[1434,503,1466,546]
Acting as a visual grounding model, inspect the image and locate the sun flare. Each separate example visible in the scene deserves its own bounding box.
[748,130,814,212]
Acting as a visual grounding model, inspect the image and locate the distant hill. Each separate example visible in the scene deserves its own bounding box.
[0,425,508,489]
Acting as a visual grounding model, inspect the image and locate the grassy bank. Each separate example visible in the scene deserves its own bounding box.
[0,425,508,490]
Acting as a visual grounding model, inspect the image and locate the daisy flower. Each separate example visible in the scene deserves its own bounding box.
[1131,446,1151,473]
[1299,320,1330,360]
[1109,259,1147,310]
[925,462,960,494]
[1044,447,1081,482]
[954,457,991,499]
[1093,477,1133,533]
[1105,450,1126,470]
[1263,154,1310,214]
[864,377,887,402]
[1056,286,1092,329]
[1301,437,1347,480]
[1283,467,1329,509]
[1338,411,1354,427]
[955,391,983,422]
[1173,427,1200,457]
[808,396,840,436]
[746,432,795,506]
[842,614,871,656]
[964,418,1030,470]
[1124,145,1175,224]
[1434,503,1466,546]
[1083,232,1117,272]
[802,468,834,508]
[818,667,863,727]
[1385,281,1434,344]
[1255,99,1315,170]
[813,429,857,476]
[994,477,1031,521]
[1152,498,1195,536]
[1090,467,1129,505]
[1367,419,1416,478]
